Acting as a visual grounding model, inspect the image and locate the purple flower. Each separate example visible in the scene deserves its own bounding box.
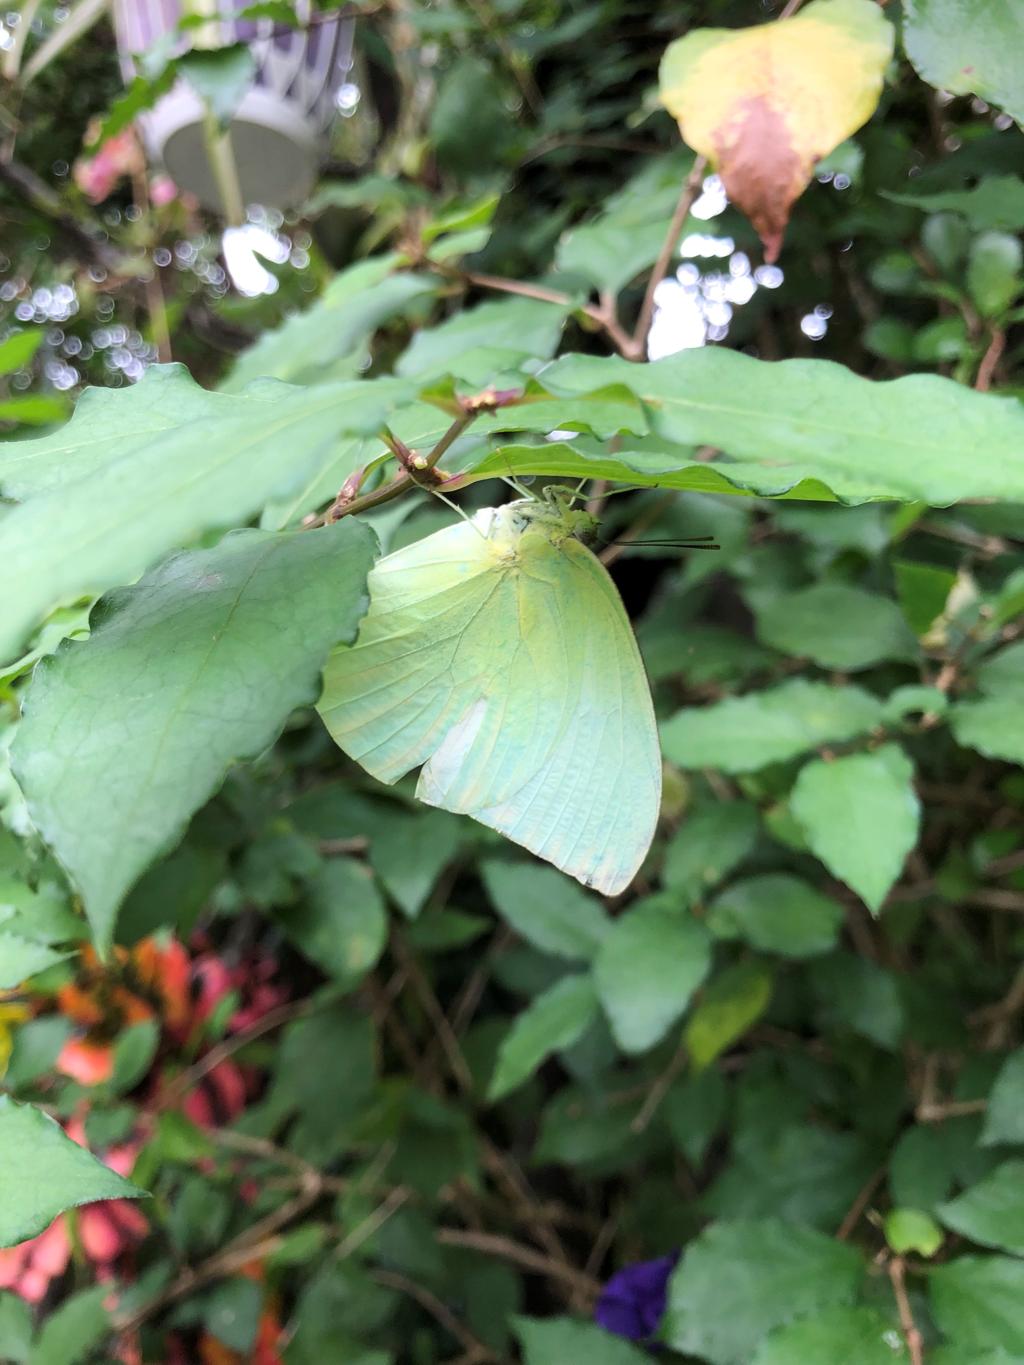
[594,1252,679,1343]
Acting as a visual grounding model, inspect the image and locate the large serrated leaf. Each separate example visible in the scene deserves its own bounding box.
[536,350,1024,506]
[0,1095,146,1247]
[663,1218,864,1363]
[13,522,375,950]
[0,367,408,664]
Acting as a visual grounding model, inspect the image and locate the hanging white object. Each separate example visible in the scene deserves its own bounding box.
[112,0,355,210]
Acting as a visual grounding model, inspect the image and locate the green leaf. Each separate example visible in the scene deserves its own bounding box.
[0,395,70,426]
[274,859,386,986]
[177,44,256,127]
[368,808,461,918]
[663,801,760,905]
[951,696,1024,765]
[983,1052,1024,1146]
[0,364,217,499]
[540,349,1024,505]
[705,1124,873,1230]
[108,1018,160,1095]
[0,1095,146,1247]
[978,640,1024,693]
[429,55,517,177]
[707,874,845,958]
[481,861,609,962]
[791,746,920,912]
[884,177,1024,231]
[593,900,711,1053]
[223,258,438,392]
[684,960,774,1071]
[13,522,375,950]
[662,680,884,774]
[968,232,1023,317]
[753,585,917,671]
[397,297,568,384]
[0,1292,31,1363]
[811,952,905,1048]
[939,1162,1024,1256]
[885,1208,945,1257]
[202,1277,264,1354]
[0,366,407,664]
[0,330,43,377]
[513,1316,650,1365]
[488,974,599,1101]
[663,1218,864,1364]
[466,439,837,502]
[27,1284,110,1365]
[930,1256,1024,1355]
[555,152,695,296]
[750,1306,903,1365]
[903,0,1024,124]
[894,559,957,635]
[0,933,70,988]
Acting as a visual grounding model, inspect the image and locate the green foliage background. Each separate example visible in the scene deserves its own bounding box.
[2,0,1024,1361]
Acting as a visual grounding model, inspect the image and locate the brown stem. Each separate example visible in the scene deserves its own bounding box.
[629,155,707,361]
[332,408,480,520]
[975,327,1006,392]
[836,1166,886,1241]
[888,1257,926,1365]
[436,1229,600,1302]
[158,996,314,1109]
[372,1268,506,1363]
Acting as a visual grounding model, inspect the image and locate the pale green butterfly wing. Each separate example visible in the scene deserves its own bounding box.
[318,504,661,894]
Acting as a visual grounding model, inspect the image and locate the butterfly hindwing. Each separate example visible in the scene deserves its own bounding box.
[318,506,661,894]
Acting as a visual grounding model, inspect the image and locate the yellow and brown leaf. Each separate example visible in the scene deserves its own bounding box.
[659,0,893,260]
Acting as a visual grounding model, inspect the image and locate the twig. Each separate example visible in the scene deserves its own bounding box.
[631,1045,687,1134]
[329,404,484,521]
[836,1166,886,1241]
[336,1186,410,1260]
[975,328,1006,392]
[779,0,807,15]
[114,1176,324,1336]
[372,1268,505,1363]
[436,1229,601,1302]
[158,996,314,1109]
[917,1097,987,1123]
[888,1256,925,1365]
[391,928,475,1094]
[629,156,707,360]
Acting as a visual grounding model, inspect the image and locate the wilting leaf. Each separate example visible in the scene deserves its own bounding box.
[659,0,893,259]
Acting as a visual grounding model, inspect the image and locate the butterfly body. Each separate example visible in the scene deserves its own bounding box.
[319,497,660,894]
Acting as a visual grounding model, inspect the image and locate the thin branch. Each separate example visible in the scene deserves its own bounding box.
[436,1229,601,1302]
[114,1177,323,1336]
[372,1268,506,1363]
[158,996,314,1109]
[888,1257,925,1365]
[836,1165,886,1241]
[630,155,707,360]
[975,327,1006,392]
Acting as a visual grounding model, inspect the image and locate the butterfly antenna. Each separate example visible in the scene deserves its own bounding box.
[599,535,720,550]
[423,483,487,539]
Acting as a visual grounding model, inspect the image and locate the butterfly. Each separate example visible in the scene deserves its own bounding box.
[317,488,663,895]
